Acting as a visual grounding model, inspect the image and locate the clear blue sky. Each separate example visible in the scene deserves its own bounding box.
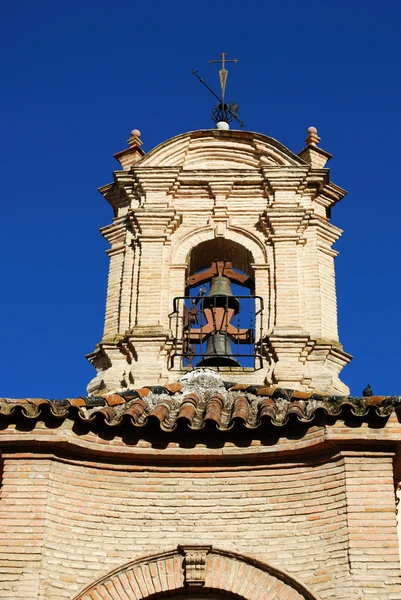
[1,0,400,398]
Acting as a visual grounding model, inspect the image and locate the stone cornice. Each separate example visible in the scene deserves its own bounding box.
[128,208,181,240]
[207,180,235,199]
[101,166,346,213]
[99,174,141,211]
[100,216,132,249]
[1,430,398,463]
[98,182,128,212]
[136,129,307,169]
[262,209,310,240]
[304,169,330,193]
[308,216,343,250]
[316,180,347,209]
[261,165,310,192]
[132,166,182,196]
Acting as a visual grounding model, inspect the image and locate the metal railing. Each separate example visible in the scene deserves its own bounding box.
[169,295,264,370]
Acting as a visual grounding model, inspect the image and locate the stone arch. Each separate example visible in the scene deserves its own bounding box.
[72,546,322,600]
[172,226,267,267]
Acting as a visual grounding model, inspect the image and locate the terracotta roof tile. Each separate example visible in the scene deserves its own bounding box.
[123,400,148,424]
[133,387,152,398]
[67,398,88,407]
[165,382,183,394]
[232,396,249,423]
[204,394,225,427]
[151,400,173,423]
[102,394,127,406]
[1,379,400,431]
[177,394,198,424]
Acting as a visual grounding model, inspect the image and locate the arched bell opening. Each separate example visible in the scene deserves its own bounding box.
[170,239,263,371]
[189,238,254,280]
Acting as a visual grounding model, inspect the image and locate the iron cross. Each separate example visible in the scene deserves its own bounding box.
[209,52,238,108]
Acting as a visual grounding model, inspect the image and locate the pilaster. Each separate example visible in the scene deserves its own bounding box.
[0,455,52,600]
[101,216,131,338]
[129,209,181,330]
[208,181,234,218]
[263,209,307,332]
[303,217,343,341]
[341,450,401,597]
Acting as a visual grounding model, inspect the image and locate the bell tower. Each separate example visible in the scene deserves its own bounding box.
[86,125,352,396]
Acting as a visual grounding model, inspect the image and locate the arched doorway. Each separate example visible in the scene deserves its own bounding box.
[72,547,322,600]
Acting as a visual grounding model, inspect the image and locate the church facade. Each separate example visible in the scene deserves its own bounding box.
[1,125,401,600]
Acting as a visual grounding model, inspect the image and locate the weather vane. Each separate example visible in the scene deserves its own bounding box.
[192,52,244,128]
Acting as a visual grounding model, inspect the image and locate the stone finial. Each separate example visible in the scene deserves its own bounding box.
[305,126,321,147]
[298,126,331,168]
[113,129,145,170]
[128,128,143,147]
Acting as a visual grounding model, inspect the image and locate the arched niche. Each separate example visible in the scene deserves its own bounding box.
[189,239,254,281]
[72,547,322,600]
[172,227,267,268]
[169,228,270,336]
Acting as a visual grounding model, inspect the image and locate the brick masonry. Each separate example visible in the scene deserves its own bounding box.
[1,127,400,600]
[1,412,401,599]
[86,129,352,396]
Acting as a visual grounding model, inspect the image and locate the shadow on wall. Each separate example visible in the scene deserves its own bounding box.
[0,404,390,451]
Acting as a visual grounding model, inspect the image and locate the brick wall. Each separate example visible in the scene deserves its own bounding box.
[0,455,52,600]
[1,445,400,600]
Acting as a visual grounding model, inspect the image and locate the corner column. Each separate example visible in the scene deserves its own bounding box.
[128,209,181,386]
[264,209,310,389]
[101,216,129,338]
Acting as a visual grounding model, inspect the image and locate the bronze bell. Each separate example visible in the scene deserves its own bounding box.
[203,276,239,314]
[197,332,240,368]
[197,274,241,368]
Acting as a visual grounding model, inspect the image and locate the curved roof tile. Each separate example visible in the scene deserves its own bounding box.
[1,381,400,431]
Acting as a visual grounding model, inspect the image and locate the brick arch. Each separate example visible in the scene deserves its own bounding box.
[72,547,322,600]
[172,226,267,266]
[189,238,254,277]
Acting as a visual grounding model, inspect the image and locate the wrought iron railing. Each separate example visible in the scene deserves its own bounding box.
[169,295,264,370]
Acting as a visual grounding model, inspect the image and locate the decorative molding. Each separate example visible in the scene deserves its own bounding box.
[210,216,229,237]
[179,544,212,587]
[138,130,306,169]
[208,181,234,200]
[128,209,182,241]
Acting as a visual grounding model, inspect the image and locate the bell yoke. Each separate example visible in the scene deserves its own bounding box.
[186,260,252,367]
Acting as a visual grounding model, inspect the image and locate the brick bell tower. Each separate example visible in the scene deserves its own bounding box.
[86,123,352,396]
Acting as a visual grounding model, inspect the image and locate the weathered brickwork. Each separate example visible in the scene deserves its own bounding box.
[87,129,352,396]
[1,126,399,600]
[1,419,401,600]
[343,452,401,596]
[73,548,321,600]
[0,457,52,599]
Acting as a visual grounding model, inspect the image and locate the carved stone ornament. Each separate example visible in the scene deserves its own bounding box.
[179,545,212,587]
